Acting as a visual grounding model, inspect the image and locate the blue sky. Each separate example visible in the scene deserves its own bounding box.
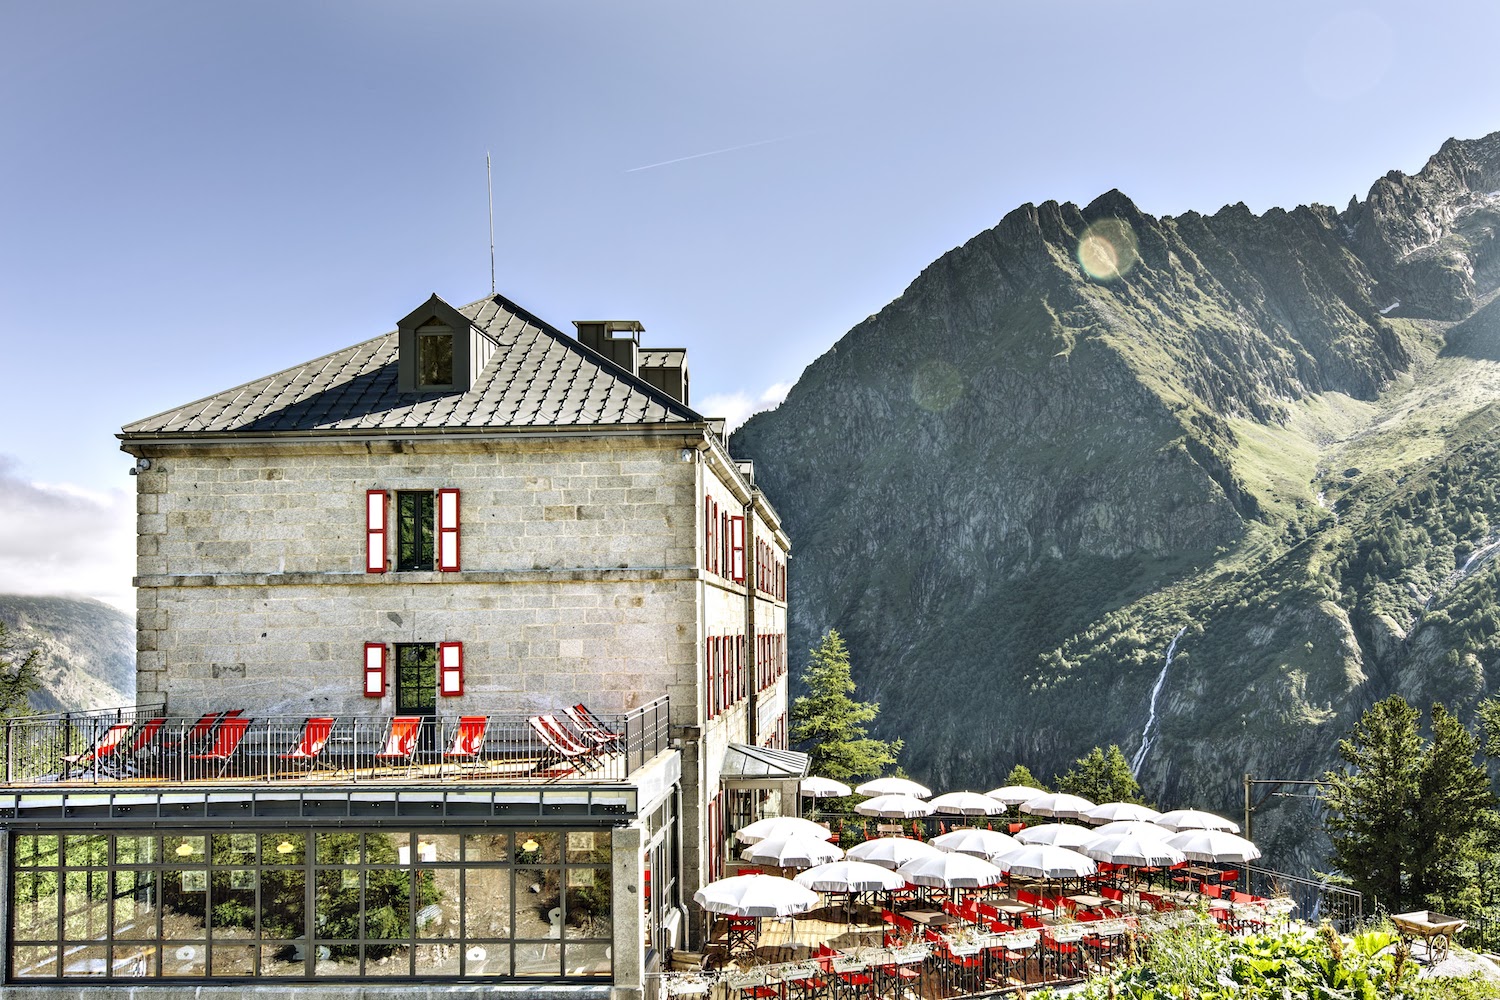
[3,1,1500,612]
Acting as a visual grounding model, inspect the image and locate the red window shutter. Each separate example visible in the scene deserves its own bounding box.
[710,500,719,575]
[437,489,461,572]
[364,642,387,697]
[365,491,388,573]
[704,497,713,571]
[706,638,715,718]
[730,516,745,583]
[438,641,463,695]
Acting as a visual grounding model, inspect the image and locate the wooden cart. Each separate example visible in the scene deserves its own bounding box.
[1392,909,1466,963]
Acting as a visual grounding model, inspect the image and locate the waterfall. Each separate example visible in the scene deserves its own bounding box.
[1131,626,1188,776]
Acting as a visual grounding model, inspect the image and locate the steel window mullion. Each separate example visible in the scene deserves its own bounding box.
[303,840,315,979]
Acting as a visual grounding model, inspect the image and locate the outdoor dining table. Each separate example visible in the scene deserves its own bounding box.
[904,909,954,926]
[1067,893,1106,909]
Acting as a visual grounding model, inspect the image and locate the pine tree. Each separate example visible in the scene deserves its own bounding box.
[0,619,39,716]
[789,629,901,782]
[1413,704,1496,913]
[1055,746,1144,804]
[1003,764,1047,791]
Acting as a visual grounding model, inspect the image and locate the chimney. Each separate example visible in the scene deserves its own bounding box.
[574,320,642,376]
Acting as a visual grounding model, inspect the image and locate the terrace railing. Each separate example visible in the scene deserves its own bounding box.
[1244,864,1362,930]
[0,696,670,787]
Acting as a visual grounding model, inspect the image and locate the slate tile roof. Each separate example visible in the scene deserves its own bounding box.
[122,294,703,435]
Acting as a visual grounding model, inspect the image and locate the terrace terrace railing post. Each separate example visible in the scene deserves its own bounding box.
[4,720,11,783]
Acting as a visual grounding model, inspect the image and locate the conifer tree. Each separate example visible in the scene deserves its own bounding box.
[789,629,901,782]
[1055,746,1144,804]
[1003,764,1047,791]
[0,619,39,716]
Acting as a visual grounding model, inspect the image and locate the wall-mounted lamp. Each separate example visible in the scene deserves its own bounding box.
[129,458,152,476]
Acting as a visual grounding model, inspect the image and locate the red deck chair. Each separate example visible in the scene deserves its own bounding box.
[442,716,488,773]
[528,714,599,777]
[278,717,335,774]
[375,717,422,775]
[567,704,622,748]
[168,711,223,752]
[61,722,133,779]
[116,717,167,773]
[188,716,251,778]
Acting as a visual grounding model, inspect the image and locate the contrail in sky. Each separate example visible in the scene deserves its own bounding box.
[625,134,797,173]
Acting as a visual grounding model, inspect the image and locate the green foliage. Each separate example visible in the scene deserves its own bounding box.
[0,619,40,717]
[789,629,902,782]
[1003,763,1048,790]
[1055,745,1144,804]
[1321,695,1497,915]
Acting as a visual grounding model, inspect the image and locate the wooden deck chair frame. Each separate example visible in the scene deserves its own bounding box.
[188,716,252,779]
[441,715,488,776]
[528,714,600,778]
[375,716,423,777]
[61,722,133,780]
[277,716,336,776]
[562,705,622,754]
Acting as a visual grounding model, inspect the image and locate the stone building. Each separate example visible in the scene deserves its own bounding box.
[0,292,797,996]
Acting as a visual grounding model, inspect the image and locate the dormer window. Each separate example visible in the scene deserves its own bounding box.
[416,320,454,388]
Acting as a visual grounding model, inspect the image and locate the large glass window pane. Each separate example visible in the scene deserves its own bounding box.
[363,943,413,976]
[417,331,453,387]
[464,832,511,863]
[314,945,361,978]
[565,941,612,977]
[396,494,436,573]
[12,869,60,940]
[11,944,59,979]
[424,833,460,863]
[115,835,158,866]
[313,867,361,943]
[14,834,60,867]
[417,869,460,940]
[364,868,414,940]
[514,940,561,977]
[262,832,305,865]
[259,944,305,977]
[66,833,109,867]
[416,941,462,976]
[209,943,256,976]
[259,866,305,941]
[464,942,511,977]
[316,831,360,865]
[164,835,205,863]
[367,831,409,866]
[514,831,560,864]
[514,867,562,942]
[61,943,108,977]
[209,870,256,939]
[111,942,155,977]
[162,943,206,978]
[564,866,612,940]
[161,870,209,942]
[212,832,258,865]
[112,869,157,938]
[62,868,110,941]
[463,867,513,939]
[566,829,611,864]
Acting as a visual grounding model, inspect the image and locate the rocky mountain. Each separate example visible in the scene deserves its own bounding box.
[733,131,1500,871]
[0,595,134,712]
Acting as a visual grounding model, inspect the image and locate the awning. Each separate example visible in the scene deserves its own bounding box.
[720,744,810,785]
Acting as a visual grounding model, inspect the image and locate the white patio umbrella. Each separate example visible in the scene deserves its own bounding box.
[1083,802,1162,826]
[694,874,819,916]
[855,777,933,799]
[930,827,1020,858]
[1091,820,1174,840]
[855,794,934,818]
[1019,792,1096,819]
[741,833,845,869]
[800,776,853,799]
[1164,829,1261,864]
[986,785,1049,807]
[735,816,834,845]
[897,851,1004,889]
[991,843,1097,879]
[1014,823,1100,851]
[794,860,909,893]
[847,836,945,870]
[1155,809,1241,834]
[1084,832,1186,868]
[928,791,1006,816]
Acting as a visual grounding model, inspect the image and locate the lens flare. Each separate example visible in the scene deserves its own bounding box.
[1077,217,1139,281]
[912,360,964,412]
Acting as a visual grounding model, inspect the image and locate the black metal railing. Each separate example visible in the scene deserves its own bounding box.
[1244,865,1362,930]
[0,696,670,786]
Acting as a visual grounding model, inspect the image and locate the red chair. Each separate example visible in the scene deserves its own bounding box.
[118,717,167,774]
[375,716,422,775]
[189,716,251,778]
[278,716,335,774]
[529,714,603,777]
[442,715,488,773]
[564,705,622,751]
[61,722,132,779]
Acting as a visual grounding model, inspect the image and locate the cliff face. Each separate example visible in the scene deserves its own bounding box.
[733,131,1500,869]
[0,595,134,713]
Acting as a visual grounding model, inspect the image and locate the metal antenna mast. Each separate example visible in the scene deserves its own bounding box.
[486,152,496,295]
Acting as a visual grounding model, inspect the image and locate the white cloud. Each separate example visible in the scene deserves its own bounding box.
[698,381,793,432]
[0,456,135,614]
